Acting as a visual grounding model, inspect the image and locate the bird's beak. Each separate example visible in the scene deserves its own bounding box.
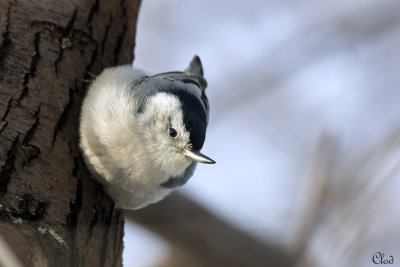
[183,149,215,164]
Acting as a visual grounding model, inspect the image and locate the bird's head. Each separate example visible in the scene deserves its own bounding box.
[137,89,214,179]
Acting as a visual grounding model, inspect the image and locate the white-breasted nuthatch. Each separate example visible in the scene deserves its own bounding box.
[79,56,215,209]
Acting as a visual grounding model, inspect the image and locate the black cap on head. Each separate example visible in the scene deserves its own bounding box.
[131,55,209,151]
[167,89,207,151]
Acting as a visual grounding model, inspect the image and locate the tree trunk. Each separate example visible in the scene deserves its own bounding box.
[0,0,141,266]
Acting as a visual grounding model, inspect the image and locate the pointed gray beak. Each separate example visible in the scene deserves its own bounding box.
[183,149,215,164]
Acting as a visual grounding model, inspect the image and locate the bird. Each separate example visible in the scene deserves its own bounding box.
[79,55,215,209]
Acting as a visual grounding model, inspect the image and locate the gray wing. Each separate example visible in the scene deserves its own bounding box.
[131,55,209,113]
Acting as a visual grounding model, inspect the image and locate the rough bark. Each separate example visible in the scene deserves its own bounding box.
[0,0,141,266]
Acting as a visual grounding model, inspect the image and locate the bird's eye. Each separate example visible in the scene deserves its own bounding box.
[169,127,177,138]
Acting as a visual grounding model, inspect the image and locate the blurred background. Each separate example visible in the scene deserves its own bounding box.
[123,0,400,266]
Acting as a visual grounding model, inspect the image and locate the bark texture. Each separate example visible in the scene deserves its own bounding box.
[0,0,141,266]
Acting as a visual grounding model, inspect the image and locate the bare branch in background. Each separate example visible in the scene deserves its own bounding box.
[287,132,336,257]
[126,193,296,267]
[130,1,400,266]
[289,127,400,267]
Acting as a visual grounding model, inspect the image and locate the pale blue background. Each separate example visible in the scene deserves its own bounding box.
[124,1,400,266]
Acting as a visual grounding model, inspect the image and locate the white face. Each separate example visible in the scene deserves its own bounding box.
[137,93,193,177]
